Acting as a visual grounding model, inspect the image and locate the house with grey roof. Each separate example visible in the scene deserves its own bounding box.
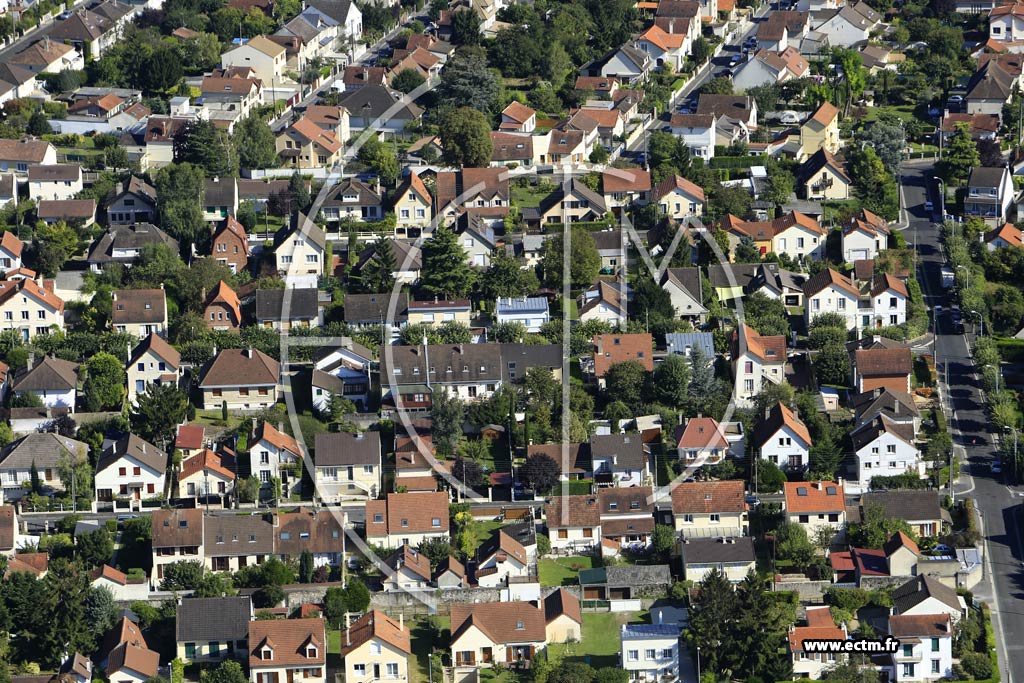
[494,297,550,333]
[94,433,167,507]
[965,166,1014,225]
[338,85,423,133]
[105,177,157,225]
[598,43,651,84]
[891,575,966,622]
[86,223,179,271]
[175,596,253,663]
[859,490,949,538]
[313,431,381,501]
[12,355,78,411]
[665,332,715,360]
[255,288,323,330]
[579,564,672,599]
[203,513,276,573]
[0,432,89,500]
[589,434,649,488]
[660,267,707,321]
[680,537,756,582]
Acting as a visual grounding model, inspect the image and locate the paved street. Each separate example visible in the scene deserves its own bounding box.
[901,160,1023,683]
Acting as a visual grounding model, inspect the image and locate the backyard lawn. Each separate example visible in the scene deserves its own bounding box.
[410,616,449,683]
[548,612,641,668]
[538,555,595,586]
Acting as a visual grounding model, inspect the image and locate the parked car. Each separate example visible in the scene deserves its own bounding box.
[779,110,800,124]
[924,200,934,211]
[729,55,743,67]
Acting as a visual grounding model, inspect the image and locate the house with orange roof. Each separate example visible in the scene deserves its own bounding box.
[127,332,181,403]
[733,47,809,91]
[0,277,66,340]
[178,448,236,499]
[990,1,1024,43]
[636,24,690,71]
[473,529,530,587]
[803,267,861,331]
[731,323,787,407]
[591,333,654,385]
[211,216,250,274]
[248,617,326,683]
[250,420,303,496]
[787,606,848,678]
[203,280,243,331]
[382,545,432,591]
[722,210,825,261]
[753,402,812,471]
[783,480,845,542]
[675,416,730,466]
[0,231,23,272]
[602,168,651,209]
[275,116,342,169]
[91,563,149,601]
[338,611,412,683]
[500,101,537,132]
[450,601,549,667]
[390,170,433,238]
[985,221,1023,250]
[651,174,705,218]
[797,101,841,161]
[670,480,748,537]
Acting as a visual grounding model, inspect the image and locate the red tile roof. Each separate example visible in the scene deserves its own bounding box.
[784,481,844,514]
[676,417,728,449]
[670,480,745,514]
[592,333,654,377]
[546,494,600,528]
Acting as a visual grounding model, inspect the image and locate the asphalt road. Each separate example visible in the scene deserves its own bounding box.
[901,160,1023,683]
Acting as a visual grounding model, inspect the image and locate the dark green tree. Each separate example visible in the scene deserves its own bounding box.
[431,388,465,456]
[392,68,426,93]
[744,291,790,337]
[539,227,601,288]
[688,568,737,673]
[480,249,539,299]
[298,549,314,583]
[155,162,207,249]
[130,383,189,446]
[173,119,239,178]
[27,110,53,136]
[359,238,397,293]
[234,113,278,169]
[604,360,648,406]
[83,352,126,411]
[521,452,560,493]
[651,353,690,408]
[159,560,205,590]
[200,661,247,683]
[419,225,477,298]
[440,106,494,168]
[814,342,850,386]
[439,49,499,113]
[77,528,114,567]
[140,47,183,92]
[450,9,482,45]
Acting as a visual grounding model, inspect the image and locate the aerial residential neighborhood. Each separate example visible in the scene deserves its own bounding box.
[0,0,1019,680]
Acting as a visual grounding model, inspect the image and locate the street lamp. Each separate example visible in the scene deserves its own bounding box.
[969,309,985,338]
[696,645,701,683]
[985,363,1001,394]
[934,176,945,219]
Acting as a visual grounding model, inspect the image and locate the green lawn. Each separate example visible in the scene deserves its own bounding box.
[410,617,449,683]
[547,612,639,668]
[539,556,595,587]
[191,409,245,430]
[511,183,552,209]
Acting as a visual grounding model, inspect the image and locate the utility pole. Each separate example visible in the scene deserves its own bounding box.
[949,448,954,505]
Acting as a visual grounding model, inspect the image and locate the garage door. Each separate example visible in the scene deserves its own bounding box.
[850,249,868,261]
[583,587,604,600]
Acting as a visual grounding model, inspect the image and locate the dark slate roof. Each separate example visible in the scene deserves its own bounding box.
[87,223,179,265]
[891,575,961,614]
[497,344,561,383]
[344,292,409,324]
[255,288,319,322]
[203,514,276,556]
[175,596,252,642]
[589,434,646,471]
[314,431,381,467]
[861,490,943,522]
[305,0,353,22]
[96,433,167,474]
[14,356,78,392]
[338,85,423,121]
[967,166,1007,189]
[681,537,756,565]
[0,432,88,470]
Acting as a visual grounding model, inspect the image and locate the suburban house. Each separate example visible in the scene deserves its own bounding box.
[0,232,22,272]
[500,101,537,132]
[111,288,167,338]
[311,338,373,412]
[392,171,433,238]
[602,168,651,209]
[276,117,343,169]
[796,102,841,161]
[365,491,451,547]
[680,537,757,582]
[0,278,66,340]
[591,333,654,388]
[854,347,913,393]
[337,611,412,683]
[788,607,848,679]
[150,508,204,586]
[221,35,286,85]
[884,614,954,682]
[0,138,57,176]
[670,480,748,538]
[722,211,825,261]
[546,495,601,552]
[598,486,655,553]
[94,433,167,506]
[473,530,530,587]
[27,164,83,202]
[731,323,786,408]
[752,402,811,471]
[811,2,881,48]
[599,43,652,83]
[799,148,851,200]
[203,513,275,574]
[204,281,243,331]
[313,431,381,502]
[842,211,890,262]
[175,596,253,663]
[211,217,251,274]
[578,281,628,326]
[37,199,97,227]
[200,348,280,410]
[990,0,1024,42]
[860,490,948,538]
[669,114,717,161]
[248,618,326,683]
[86,223,178,271]
[382,545,432,592]
[652,175,706,219]
[494,297,550,333]
[804,268,861,331]
[676,417,730,467]
[255,288,322,330]
[435,168,510,228]
[126,332,181,404]
[450,602,548,668]
[543,588,583,643]
[964,166,1015,224]
[890,575,967,622]
[660,268,707,321]
[590,433,650,488]
[12,355,78,410]
[620,624,681,682]
[732,47,809,91]
[250,421,303,496]
[0,432,88,501]
[321,179,384,225]
[178,448,236,500]
[851,414,924,486]
[783,480,846,544]
[985,222,1022,250]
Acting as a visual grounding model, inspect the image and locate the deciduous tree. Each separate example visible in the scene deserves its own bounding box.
[439,107,493,168]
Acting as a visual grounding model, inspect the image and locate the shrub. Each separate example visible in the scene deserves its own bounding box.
[960,651,992,679]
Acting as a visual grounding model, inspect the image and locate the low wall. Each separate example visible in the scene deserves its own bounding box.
[284,583,582,614]
[772,579,833,601]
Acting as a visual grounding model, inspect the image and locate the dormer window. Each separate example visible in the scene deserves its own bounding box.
[261,647,273,660]
[401,518,409,527]
[306,645,318,658]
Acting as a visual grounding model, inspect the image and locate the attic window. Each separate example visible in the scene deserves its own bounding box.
[332,530,340,538]
[261,646,273,661]
[179,520,188,528]
[826,487,837,495]
[306,645,317,658]
[249,534,257,542]
[797,487,808,496]
[704,494,711,501]
[373,513,384,523]
[516,621,524,630]
[117,303,124,310]
[630,501,640,509]
[614,338,621,345]
[432,517,441,527]
[609,502,618,510]
[281,532,291,540]
[401,518,409,527]
[300,532,310,539]
[145,303,151,309]
[216,535,224,543]
[766,350,776,357]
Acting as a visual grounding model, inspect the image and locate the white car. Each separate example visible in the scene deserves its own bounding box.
[949,95,964,103]
[779,110,800,124]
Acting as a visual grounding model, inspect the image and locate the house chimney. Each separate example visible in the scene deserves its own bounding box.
[399,613,404,630]
[669,18,674,32]
[26,352,33,371]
